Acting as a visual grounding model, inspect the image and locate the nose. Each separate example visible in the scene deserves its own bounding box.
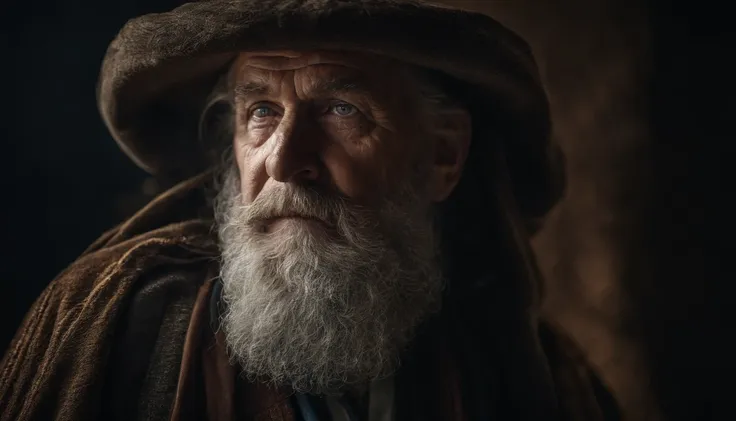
[265,112,321,183]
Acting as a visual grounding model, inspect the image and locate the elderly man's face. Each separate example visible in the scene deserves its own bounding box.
[216,51,470,395]
[230,50,463,208]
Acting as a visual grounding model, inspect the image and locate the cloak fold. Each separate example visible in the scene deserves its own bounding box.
[0,173,219,421]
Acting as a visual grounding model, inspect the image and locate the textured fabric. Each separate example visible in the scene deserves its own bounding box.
[97,0,560,221]
[100,268,206,421]
[0,173,219,421]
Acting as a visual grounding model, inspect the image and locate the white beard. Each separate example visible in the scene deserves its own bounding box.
[214,165,444,395]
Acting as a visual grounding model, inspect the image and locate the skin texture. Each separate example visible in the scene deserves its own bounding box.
[229,51,472,217]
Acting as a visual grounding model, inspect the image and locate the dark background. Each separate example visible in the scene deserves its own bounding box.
[0,1,722,420]
[1,0,181,351]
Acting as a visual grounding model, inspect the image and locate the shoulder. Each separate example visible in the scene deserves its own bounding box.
[34,219,219,340]
[0,220,218,421]
[538,320,622,421]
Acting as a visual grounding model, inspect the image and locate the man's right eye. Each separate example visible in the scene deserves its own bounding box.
[250,105,277,119]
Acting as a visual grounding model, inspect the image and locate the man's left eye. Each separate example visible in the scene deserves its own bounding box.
[329,103,358,117]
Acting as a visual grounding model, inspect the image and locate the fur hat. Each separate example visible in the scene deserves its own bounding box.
[97,0,561,219]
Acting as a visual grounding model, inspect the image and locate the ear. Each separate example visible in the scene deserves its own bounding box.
[428,109,472,202]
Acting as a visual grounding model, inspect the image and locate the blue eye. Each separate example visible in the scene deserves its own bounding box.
[331,103,357,117]
[251,106,275,119]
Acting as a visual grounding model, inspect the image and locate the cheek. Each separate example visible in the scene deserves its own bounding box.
[371,108,425,176]
[323,127,408,204]
[324,152,379,203]
[322,115,372,142]
[369,125,418,178]
[233,133,268,204]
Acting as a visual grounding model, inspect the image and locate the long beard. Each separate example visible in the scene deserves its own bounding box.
[214,165,444,395]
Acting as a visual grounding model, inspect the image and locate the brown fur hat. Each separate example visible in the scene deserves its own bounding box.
[97,0,561,219]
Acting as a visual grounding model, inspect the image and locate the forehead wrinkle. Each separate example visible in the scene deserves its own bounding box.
[305,75,374,99]
[296,65,375,98]
[232,62,397,109]
[234,81,271,102]
[233,69,291,103]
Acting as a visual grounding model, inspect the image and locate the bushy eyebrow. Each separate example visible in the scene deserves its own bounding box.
[307,75,373,97]
[233,81,272,102]
[233,75,373,103]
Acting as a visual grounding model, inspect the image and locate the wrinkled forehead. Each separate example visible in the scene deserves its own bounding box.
[228,50,418,90]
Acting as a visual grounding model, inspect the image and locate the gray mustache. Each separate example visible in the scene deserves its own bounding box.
[241,185,351,228]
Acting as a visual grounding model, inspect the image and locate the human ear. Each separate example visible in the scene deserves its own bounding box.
[427,109,472,202]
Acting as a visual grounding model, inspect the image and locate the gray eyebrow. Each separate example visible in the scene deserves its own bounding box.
[308,75,372,97]
[233,81,272,102]
[232,75,373,103]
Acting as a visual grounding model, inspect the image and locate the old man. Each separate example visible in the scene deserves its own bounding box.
[1,1,619,420]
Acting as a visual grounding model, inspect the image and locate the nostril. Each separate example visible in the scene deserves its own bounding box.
[299,165,320,181]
